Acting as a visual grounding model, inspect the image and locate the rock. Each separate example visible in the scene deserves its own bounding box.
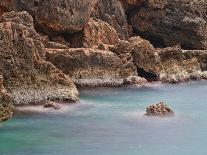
[123,76,147,85]
[130,0,207,50]
[111,37,161,81]
[45,48,137,87]
[83,18,120,47]
[183,50,207,71]
[157,47,202,83]
[145,102,174,117]
[91,0,131,39]
[0,76,13,121]
[0,0,93,35]
[0,11,78,104]
[44,101,61,110]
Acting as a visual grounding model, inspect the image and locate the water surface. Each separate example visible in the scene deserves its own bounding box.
[1,81,207,155]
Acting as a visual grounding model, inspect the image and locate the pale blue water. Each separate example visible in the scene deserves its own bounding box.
[1,81,207,155]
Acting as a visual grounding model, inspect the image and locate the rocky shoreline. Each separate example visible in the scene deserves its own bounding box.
[0,0,207,121]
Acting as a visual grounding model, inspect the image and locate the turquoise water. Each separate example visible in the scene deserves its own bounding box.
[1,81,207,155]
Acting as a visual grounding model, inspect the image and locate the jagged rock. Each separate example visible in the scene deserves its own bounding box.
[111,38,205,83]
[130,0,207,50]
[157,47,202,83]
[0,11,78,104]
[91,0,131,39]
[0,76,13,121]
[123,76,147,85]
[183,50,207,71]
[45,48,137,87]
[145,102,174,117]
[44,101,61,110]
[83,18,120,47]
[0,0,93,35]
[111,37,161,80]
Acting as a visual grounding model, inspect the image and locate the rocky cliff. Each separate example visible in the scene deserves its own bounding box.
[0,0,206,121]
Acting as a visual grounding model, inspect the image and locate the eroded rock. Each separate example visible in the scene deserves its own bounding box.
[45,48,137,87]
[0,11,78,104]
[0,76,13,121]
[145,102,174,117]
[83,18,119,47]
[130,0,207,49]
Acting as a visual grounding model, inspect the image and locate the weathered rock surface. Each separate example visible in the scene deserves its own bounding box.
[91,0,131,39]
[183,50,207,71]
[0,76,13,121]
[83,18,119,47]
[123,75,147,85]
[145,102,174,117]
[44,101,61,110]
[157,47,203,83]
[45,48,137,87]
[0,11,78,105]
[130,0,207,50]
[111,37,206,83]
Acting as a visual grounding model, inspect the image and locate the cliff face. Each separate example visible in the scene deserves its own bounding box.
[0,0,207,121]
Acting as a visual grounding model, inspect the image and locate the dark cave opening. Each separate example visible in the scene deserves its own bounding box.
[137,68,159,81]
[133,29,167,48]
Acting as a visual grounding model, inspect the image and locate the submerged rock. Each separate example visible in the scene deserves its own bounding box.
[44,102,61,110]
[123,76,147,85]
[145,102,174,117]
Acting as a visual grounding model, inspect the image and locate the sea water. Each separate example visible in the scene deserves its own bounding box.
[1,81,207,155]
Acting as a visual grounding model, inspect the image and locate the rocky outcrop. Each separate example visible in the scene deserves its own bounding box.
[183,50,207,71]
[0,76,13,121]
[111,37,161,80]
[0,11,78,105]
[123,75,147,85]
[145,102,174,117]
[111,37,206,83]
[91,0,131,39]
[157,47,202,83]
[83,19,120,47]
[130,0,207,50]
[45,48,137,87]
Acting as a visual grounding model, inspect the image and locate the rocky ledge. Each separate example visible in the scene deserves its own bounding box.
[0,0,206,121]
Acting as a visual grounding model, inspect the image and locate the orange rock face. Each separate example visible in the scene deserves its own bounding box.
[83,19,120,47]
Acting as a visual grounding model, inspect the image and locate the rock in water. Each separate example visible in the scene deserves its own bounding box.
[44,102,61,110]
[145,102,174,117]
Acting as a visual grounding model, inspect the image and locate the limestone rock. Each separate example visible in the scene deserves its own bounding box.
[157,47,202,83]
[45,48,137,87]
[44,101,61,110]
[130,0,207,50]
[145,102,174,117]
[123,76,147,85]
[83,19,119,47]
[183,50,207,71]
[0,11,78,104]
[0,76,13,121]
[91,0,131,39]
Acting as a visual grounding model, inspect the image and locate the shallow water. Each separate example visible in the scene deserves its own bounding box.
[1,81,207,155]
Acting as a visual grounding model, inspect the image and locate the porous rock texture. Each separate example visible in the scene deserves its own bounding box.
[0,76,13,121]
[129,0,207,50]
[0,11,78,106]
[111,37,206,83]
[45,48,137,87]
[145,102,175,117]
[91,0,131,39]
